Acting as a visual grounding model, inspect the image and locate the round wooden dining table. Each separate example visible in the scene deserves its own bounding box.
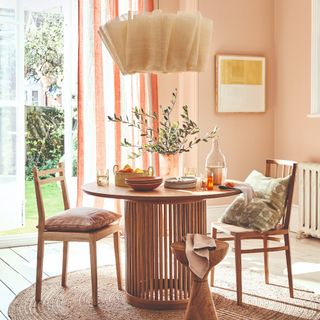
[82,183,240,310]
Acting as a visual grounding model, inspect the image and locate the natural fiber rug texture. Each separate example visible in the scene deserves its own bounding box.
[9,265,320,320]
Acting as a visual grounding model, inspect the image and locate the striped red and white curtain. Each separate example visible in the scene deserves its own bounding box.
[77,0,159,209]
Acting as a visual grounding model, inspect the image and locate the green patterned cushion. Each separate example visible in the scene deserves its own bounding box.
[221,170,290,232]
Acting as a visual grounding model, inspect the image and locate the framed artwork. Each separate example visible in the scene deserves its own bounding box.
[215,55,266,113]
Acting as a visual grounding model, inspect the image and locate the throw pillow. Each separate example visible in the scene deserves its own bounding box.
[44,207,121,232]
[221,170,290,232]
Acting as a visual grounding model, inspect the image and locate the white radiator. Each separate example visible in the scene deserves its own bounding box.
[299,162,320,238]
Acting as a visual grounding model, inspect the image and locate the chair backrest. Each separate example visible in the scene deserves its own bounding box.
[33,163,70,231]
[265,159,297,229]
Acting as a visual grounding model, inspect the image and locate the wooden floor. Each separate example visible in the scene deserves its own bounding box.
[0,234,319,319]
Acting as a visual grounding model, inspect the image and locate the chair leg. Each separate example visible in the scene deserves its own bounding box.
[263,237,269,284]
[113,231,122,290]
[234,236,242,306]
[62,241,68,287]
[284,233,294,298]
[35,235,44,302]
[210,227,217,287]
[89,239,98,306]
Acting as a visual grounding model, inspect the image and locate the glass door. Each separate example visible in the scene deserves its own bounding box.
[0,0,77,237]
[0,0,25,231]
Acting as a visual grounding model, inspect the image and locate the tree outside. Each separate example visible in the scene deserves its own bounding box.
[25,11,64,107]
[24,9,66,178]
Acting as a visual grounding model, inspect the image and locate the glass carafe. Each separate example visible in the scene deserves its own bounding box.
[205,137,227,189]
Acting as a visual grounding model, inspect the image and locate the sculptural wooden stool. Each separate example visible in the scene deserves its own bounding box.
[171,240,229,320]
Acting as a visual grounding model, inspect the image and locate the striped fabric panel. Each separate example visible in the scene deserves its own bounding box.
[151,73,159,175]
[77,0,84,206]
[93,0,106,208]
[77,0,159,209]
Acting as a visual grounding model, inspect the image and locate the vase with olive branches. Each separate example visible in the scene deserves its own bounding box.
[108,90,218,177]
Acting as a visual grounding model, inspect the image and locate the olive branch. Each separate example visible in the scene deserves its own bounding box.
[108,90,218,159]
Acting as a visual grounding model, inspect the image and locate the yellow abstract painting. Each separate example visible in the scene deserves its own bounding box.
[216,55,265,113]
[221,60,262,85]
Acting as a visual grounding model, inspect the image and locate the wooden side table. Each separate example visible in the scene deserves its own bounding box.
[171,240,229,320]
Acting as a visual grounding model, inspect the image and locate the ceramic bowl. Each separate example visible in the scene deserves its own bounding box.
[125,176,163,191]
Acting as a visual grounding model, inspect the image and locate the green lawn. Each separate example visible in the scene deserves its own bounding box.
[0,180,64,236]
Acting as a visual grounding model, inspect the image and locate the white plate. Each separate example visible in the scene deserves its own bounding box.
[164,176,196,185]
[164,181,196,189]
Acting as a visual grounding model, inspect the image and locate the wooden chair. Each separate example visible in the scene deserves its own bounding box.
[33,163,122,306]
[210,159,297,306]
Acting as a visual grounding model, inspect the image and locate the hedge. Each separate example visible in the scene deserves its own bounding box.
[25,106,64,180]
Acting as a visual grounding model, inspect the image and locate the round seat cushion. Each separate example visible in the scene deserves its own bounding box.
[44,207,121,232]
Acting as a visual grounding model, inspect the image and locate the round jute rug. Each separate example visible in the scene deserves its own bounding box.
[9,265,320,320]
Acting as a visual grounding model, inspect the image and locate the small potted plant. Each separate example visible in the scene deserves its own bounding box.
[108,90,218,177]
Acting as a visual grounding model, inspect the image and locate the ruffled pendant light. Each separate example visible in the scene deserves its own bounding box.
[99,10,213,75]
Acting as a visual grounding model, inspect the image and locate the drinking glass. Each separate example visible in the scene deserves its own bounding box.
[97,169,109,186]
[184,167,197,177]
[206,173,213,191]
[198,174,207,191]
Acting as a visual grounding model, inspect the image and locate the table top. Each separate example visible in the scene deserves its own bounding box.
[82,182,240,203]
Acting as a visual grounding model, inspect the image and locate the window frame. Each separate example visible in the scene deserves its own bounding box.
[0,0,25,231]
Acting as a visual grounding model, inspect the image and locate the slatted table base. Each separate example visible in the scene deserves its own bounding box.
[124,200,207,310]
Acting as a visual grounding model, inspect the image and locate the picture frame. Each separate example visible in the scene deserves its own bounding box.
[215,55,266,113]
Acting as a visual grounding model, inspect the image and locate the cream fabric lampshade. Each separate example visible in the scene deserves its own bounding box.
[99,10,213,75]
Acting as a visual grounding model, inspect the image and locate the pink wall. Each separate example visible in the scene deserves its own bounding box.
[274,0,320,163]
[159,0,275,181]
[158,0,319,205]
[157,0,275,205]
[198,0,275,192]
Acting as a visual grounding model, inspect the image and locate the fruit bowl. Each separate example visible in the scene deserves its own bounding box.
[113,165,154,187]
[125,176,163,191]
